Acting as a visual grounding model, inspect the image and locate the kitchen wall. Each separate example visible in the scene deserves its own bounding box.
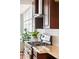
[37,29,59,47]
[20,4,31,14]
[20,14,24,34]
[20,40,24,52]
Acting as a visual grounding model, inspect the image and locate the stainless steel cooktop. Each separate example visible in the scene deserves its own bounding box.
[27,41,51,46]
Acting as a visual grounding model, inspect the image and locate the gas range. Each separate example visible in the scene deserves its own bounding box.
[27,41,51,46]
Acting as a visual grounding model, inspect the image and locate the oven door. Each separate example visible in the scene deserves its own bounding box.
[24,47,32,59]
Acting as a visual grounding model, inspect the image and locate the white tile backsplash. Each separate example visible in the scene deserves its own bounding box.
[37,29,59,47]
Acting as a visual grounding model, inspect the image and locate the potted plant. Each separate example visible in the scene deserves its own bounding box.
[31,31,39,41]
[21,29,31,42]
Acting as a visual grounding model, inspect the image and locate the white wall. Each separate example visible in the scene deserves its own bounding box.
[20,14,24,34]
[20,4,31,14]
[20,40,24,52]
[37,29,59,47]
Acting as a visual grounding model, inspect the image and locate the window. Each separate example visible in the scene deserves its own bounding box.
[23,6,33,32]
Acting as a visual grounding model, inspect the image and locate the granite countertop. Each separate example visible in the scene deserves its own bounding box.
[33,45,59,59]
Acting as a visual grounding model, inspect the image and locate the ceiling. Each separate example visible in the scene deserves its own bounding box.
[20,0,32,14]
[20,0,32,4]
[20,4,31,14]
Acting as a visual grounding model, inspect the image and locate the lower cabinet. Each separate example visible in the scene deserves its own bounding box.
[24,52,30,59]
[47,54,57,59]
[33,55,37,59]
[33,48,57,59]
[24,45,33,59]
[24,44,57,59]
[33,53,48,59]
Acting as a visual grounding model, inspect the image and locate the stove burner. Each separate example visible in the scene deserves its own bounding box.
[27,41,51,46]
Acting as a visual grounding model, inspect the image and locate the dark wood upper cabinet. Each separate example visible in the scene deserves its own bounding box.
[43,0,50,28]
[32,0,59,29]
[44,0,59,29]
[35,0,39,14]
[32,0,44,15]
[50,0,59,29]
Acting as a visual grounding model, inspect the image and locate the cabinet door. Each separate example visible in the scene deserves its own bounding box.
[37,54,48,59]
[47,54,56,59]
[32,0,44,15]
[33,56,37,59]
[32,0,39,14]
[35,0,39,14]
[50,0,59,29]
[24,52,30,59]
[44,0,59,29]
[44,0,50,28]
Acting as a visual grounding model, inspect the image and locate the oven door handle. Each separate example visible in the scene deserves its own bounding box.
[27,50,32,55]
